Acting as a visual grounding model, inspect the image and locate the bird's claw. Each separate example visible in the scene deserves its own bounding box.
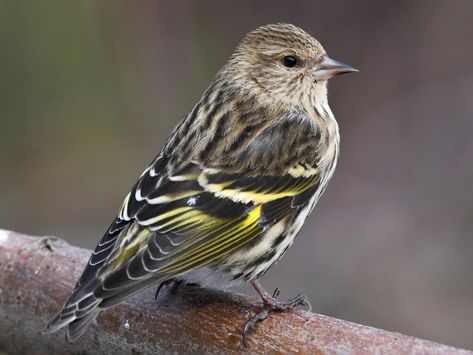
[242,291,312,347]
[242,309,270,348]
[154,279,201,301]
[154,279,179,301]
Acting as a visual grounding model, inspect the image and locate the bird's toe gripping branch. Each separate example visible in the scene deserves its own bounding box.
[243,282,311,347]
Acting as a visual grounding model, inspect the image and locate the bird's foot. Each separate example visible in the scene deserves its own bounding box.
[242,281,311,347]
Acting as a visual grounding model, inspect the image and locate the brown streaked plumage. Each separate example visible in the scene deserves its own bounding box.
[44,23,357,343]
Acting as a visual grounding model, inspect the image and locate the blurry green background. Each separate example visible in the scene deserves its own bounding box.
[1,0,472,349]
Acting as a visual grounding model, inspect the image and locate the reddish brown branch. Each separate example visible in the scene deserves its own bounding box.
[0,229,470,354]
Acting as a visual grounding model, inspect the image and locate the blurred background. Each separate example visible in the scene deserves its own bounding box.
[1,0,472,350]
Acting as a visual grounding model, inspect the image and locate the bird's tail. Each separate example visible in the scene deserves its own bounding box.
[43,273,165,341]
[43,280,102,341]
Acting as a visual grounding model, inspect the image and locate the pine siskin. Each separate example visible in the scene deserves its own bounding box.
[44,23,357,342]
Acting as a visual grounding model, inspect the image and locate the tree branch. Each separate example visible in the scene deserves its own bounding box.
[0,229,470,354]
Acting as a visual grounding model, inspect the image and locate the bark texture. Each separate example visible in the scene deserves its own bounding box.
[0,229,471,354]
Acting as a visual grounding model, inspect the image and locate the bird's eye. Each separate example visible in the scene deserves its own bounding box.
[282,55,298,68]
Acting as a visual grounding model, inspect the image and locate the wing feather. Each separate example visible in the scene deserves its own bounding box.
[90,163,319,299]
[199,168,318,204]
[47,154,321,337]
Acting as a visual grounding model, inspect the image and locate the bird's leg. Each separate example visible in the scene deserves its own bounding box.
[242,279,311,346]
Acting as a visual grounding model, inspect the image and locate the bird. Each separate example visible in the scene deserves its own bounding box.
[44,23,357,343]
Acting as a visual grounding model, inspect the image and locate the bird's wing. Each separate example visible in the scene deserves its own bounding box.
[46,113,323,339]
[91,160,319,303]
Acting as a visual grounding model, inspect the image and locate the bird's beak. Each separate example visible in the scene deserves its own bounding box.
[313,57,358,80]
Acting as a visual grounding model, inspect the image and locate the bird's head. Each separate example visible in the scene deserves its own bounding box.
[225,23,357,112]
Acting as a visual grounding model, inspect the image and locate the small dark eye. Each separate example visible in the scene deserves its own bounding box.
[283,55,298,68]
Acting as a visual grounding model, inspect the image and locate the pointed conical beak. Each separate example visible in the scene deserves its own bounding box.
[313,57,358,80]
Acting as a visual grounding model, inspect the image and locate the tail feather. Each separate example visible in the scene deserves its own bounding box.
[43,311,76,334]
[43,275,165,339]
[66,308,101,341]
[43,284,101,338]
